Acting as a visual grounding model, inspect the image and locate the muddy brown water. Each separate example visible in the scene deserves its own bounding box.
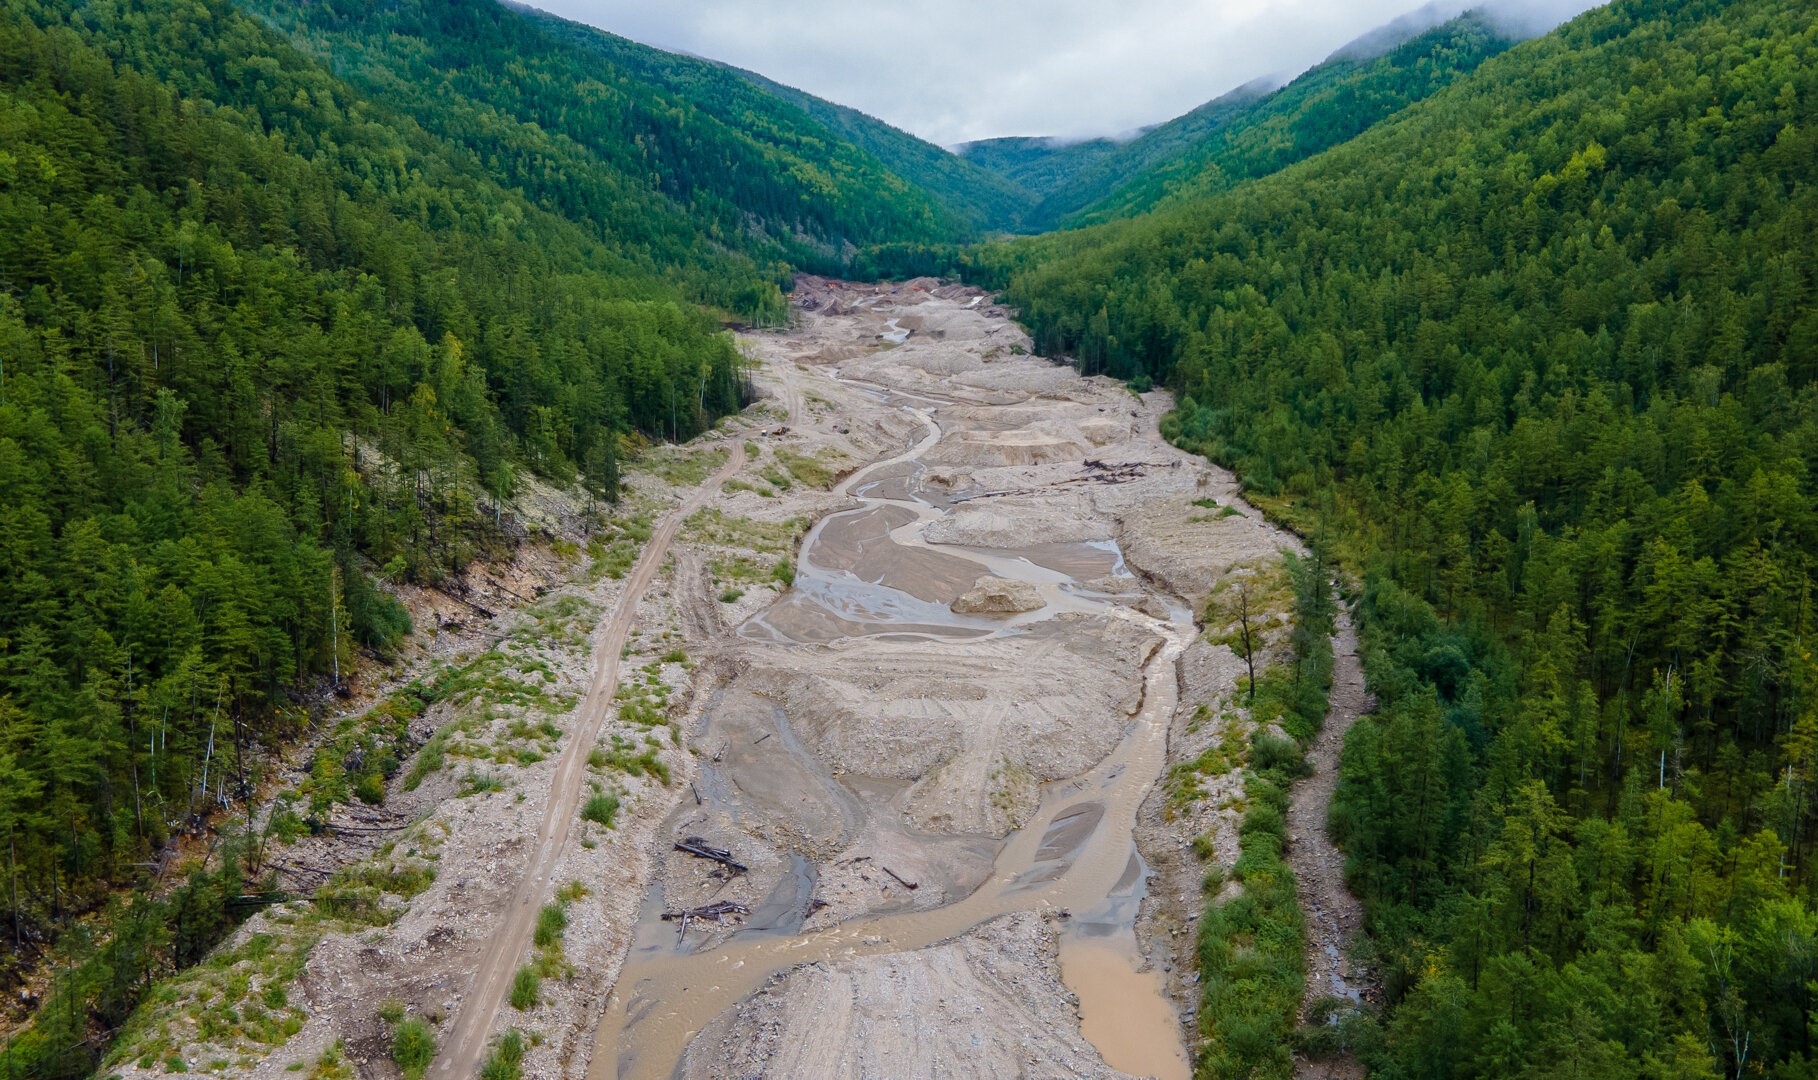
[587,395,1194,1080]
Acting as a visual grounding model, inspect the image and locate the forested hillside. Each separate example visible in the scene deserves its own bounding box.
[733,67,1031,236]
[0,0,755,1009]
[241,0,980,272]
[955,135,1122,204]
[981,0,1818,1074]
[983,81,1275,233]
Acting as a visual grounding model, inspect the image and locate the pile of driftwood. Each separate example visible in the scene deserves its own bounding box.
[962,459,1172,504]
[1080,459,1162,484]
[676,836,747,873]
[661,900,749,940]
[665,836,751,939]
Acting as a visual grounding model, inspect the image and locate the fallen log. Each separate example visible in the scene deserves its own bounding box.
[661,900,749,922]
[661,900,750,940]
[676,836,748,873]
[881,865,919,891]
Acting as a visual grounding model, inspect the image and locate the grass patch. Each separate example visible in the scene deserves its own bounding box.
[1166,715,1248,810]
[581,788,621,827]
[588,500,657,581]
[589,740,671,784]
[460,771,506,797]
[637,445,729,488]
[309,1042,354,1080]
[774,447,843,489]
[684,509,807,554]
[509,965,540,1011]
[480,1030,526,1080]
[614,667,673,726]
[534,904,567,949]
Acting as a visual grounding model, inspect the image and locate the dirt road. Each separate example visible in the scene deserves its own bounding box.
[1288,601,1373,1046]
[428,444,748,1080]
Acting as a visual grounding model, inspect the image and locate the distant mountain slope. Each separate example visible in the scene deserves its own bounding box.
[956,136,1122,201]
[1000,80,1277,232]
[1072,10,1517,224]
[957,8,1518,232]
[734,68,1033,235]
[241,0,962,274]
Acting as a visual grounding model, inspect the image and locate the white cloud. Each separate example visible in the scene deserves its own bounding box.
[523,0,1605,146]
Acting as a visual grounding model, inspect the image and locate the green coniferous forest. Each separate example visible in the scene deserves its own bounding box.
[239,0,982,274]
[1067,11,1520,227]
[981,0,1818,1073]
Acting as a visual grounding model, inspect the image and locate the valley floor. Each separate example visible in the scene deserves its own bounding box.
[118,280,1321,1079]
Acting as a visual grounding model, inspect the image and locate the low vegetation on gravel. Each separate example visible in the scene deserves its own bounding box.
[1193,552,1334,1079]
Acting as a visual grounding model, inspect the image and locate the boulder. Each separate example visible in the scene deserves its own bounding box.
[952,577,1044,616]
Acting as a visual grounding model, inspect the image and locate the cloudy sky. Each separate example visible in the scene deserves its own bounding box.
[526,0,1604,146]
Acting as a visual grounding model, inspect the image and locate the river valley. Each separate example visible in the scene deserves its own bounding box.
[580,279,1299,1079]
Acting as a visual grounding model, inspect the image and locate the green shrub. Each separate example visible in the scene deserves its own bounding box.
[391,1017,436,1079]
[534,903,568,949]
[353,772,387,805]
[460,771,506,796]
[509,965,540,1011]
[479,1030,526,1080]
[1251,732,1308,777]
[581,790,620,827]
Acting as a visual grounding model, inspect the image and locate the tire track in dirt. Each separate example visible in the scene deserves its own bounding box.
[429,444,748,1079]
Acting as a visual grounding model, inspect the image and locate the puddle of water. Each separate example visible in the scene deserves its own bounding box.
[1059,845,1192,1080]
[1060,935,1192,1080]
